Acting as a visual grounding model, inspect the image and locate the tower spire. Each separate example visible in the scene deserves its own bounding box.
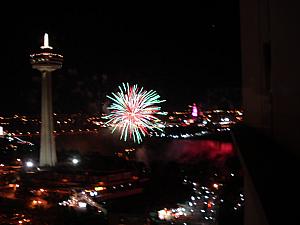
[41,33,53,50]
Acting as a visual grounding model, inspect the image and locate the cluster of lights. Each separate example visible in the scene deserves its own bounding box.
[94,186,107,191]
[165,109,242,132]
[109,182,134,191]
[150,130,209,139]
[0,213,31,225]
[58,190,106,214]
[1,134,34,145]
[18,218,31,224]
[0,108,243,139]
[216,128,231,132]
[186,181,219,223]
[183,173,244,215]
[157,179,220,223]
[158,207,187,221]
[0,114,106,137]
[233,193,245,211]
[220,117,230,123]
[84,189,98,197]
[8,183,20,189]
[32,199,43,205]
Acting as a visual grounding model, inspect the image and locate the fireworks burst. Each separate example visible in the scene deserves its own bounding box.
[104,83,166,143]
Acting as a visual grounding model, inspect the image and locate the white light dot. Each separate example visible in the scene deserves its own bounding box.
[72,158,79,165]
[26,161,34,167]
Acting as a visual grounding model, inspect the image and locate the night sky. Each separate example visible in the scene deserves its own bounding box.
[1,2,241,114]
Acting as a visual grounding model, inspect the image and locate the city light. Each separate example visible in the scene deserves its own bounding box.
[58,190,107,214]
[0,126,3,137]
[25,161,34,168]
[213,183,219,189]
[78,202,87,208]
[94,186,106,191]
[192,103,198,117]
[72,158,79,165]
[155,180,220,223]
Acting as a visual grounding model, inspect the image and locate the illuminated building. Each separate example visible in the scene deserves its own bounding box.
[0,126,3,138]
[192,103,198,117]
[30,33,63,167]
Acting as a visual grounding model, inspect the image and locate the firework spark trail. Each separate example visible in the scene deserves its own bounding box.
[104,83,166,143]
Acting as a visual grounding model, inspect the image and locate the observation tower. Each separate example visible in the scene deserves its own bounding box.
[30,33,63,167]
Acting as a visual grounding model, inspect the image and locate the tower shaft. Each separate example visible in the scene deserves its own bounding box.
[40,71,56,166]
[30,33,63,167]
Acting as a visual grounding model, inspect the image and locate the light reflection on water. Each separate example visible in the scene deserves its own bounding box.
[53,130,234,166]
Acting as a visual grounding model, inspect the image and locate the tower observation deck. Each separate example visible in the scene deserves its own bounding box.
[30,33,63,167]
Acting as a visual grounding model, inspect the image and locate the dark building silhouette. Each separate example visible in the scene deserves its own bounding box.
[233,0,300,225]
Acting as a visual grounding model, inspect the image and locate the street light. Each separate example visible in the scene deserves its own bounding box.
[26,161,34,168]
[72,158,79,165]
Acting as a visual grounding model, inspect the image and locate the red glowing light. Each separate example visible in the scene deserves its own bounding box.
[208,202,212,208]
